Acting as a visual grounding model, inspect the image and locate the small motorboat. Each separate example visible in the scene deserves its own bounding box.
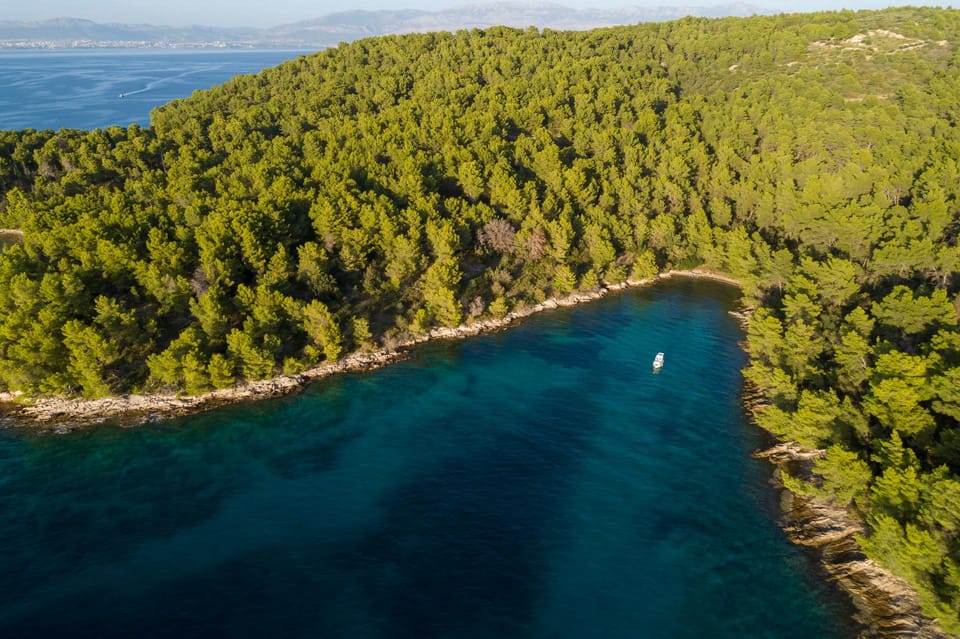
[653,352,664,370]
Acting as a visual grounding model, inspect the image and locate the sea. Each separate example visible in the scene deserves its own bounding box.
[0,51,852,638]
[0,49,307,131]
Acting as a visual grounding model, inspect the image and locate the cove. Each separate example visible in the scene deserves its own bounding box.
[0,279,853,638]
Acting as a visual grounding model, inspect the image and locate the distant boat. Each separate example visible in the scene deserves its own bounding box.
[653,352,664,370]
[118,93,125,99]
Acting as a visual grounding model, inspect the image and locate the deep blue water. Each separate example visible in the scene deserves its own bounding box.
[0,49,306,131]
[0,280,852,638]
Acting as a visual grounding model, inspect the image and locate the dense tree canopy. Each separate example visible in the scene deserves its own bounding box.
[1,7,959,631]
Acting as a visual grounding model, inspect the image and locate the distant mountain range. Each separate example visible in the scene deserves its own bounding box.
[0,3,773,49]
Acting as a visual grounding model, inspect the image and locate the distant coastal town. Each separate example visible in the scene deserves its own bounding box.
[0,4,769,50]
[0,40,245,49]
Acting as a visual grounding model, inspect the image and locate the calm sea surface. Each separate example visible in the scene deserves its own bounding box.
[0,279,852,637]
[0,49,306,131]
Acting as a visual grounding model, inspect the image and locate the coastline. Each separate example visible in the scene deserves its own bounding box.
[0,266,943,638]
[0,269,737,431]
[755,443,948,639]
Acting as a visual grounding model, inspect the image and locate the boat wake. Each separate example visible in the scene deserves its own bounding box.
[118,65,223,98]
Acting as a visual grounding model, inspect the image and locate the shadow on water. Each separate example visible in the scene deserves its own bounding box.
[0,280,860,638]
[0,365,600,638]
[352,389,600,639]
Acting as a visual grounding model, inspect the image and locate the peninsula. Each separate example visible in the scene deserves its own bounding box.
[0,7,958,636]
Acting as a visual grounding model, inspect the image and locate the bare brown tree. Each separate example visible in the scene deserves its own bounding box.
[526,227,548,261]
[468,296,486,317]
[477,218,516,254]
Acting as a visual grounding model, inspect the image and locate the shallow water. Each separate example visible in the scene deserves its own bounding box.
[0,49,305,130]
[0,280,852,638]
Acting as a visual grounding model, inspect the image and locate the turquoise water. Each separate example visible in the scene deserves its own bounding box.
[0,49,306,131]
[0,279,851,637]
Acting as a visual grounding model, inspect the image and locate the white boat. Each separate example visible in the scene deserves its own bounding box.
[653,352,664,370]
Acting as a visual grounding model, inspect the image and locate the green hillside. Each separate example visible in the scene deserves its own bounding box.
[1,8,959,631]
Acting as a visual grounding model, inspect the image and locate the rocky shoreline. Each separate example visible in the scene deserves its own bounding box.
[1,270,732,431]
[1,266,942,638]
[755,442,948,638]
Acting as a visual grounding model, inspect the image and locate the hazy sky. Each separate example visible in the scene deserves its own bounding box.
[5,1,928,28]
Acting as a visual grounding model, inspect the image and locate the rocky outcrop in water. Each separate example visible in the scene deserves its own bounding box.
[755,442,948,639]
